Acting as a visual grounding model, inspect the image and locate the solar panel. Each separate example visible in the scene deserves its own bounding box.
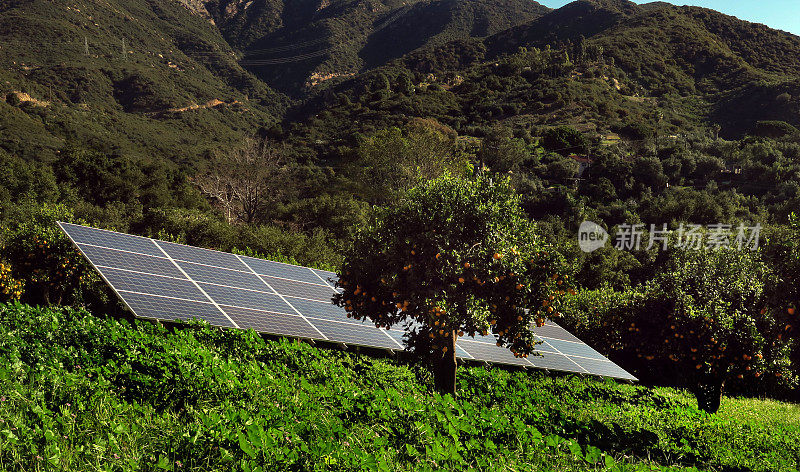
[59,222,637,381]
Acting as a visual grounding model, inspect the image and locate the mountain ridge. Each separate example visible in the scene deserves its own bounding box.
[2,0,800,166]
[210,0,550,94]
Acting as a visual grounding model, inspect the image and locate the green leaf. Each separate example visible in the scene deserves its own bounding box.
[155,455,172,470]
[405,444,419,457]
[238,431,257,458]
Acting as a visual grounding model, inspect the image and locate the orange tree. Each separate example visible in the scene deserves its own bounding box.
[333,175,568,395]
[1,204,105,307]
[0,259,24,301]
[765,214,800,398]
[632,247,790,412]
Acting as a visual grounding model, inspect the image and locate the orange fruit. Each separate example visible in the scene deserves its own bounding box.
[789,307,796,316]
[464,262,470,269]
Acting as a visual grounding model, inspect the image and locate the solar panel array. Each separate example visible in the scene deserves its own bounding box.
[59,222,637,381]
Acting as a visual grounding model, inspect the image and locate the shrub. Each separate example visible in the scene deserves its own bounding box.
[0,204,105,307]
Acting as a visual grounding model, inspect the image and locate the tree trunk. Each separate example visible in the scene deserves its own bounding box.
[693,378,724,413]
[433,331,458,396]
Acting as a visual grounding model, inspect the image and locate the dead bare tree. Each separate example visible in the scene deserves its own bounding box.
[192,137,291,224]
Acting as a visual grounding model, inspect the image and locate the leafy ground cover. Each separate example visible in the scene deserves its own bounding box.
[0,303,798,471]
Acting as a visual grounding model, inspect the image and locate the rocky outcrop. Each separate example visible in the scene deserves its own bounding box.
[173,0,213,21]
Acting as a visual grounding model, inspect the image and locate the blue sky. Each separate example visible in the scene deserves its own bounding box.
[538,1,800,36]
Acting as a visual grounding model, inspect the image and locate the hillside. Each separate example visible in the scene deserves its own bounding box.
[209,0,550,94]
[4,0,799,167]
[0,0,288,166]
[275,0,800,157]
[1,303,799,471]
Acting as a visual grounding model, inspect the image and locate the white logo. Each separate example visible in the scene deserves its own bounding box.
[578,221,609,253]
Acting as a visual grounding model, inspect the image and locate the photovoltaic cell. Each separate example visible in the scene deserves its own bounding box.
[457,339,532,367]
[311,318,402,350]
[101,267,207,302]
[77,244,184,278]
[282,296,349,323]
[528,353,586,373]
[241,256,324,285]
[156,241,247,271]
[541,338,608,361]
[60,222,637,381]
[60,222,163,257]
[221,306,323,339]
[260,275,335,303]
[120,292,234,327]
[311,268,339,287]
[198,283,294,314]
[531,322,584,343]
[532,337,560,354]
[572,358,635,380]
[176,261,268,293]
[462,332,499,344]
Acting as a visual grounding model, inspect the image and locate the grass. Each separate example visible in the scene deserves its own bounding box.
[0,302,797,471]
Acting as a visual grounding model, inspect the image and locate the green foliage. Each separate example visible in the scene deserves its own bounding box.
[0,0,286,173]
[217,0,548,94]
[478,127,529,173]
[764,214,800,381]
[541,126,590,155]
[0,260,24,301]
[751,121,800,139]
[639,249,785,402]
[561,248,797,410]
[348,119,468,203]
[2,0,800,422]
[0,204,107,307]
[335,175,568,362]
[0,303,799,471]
